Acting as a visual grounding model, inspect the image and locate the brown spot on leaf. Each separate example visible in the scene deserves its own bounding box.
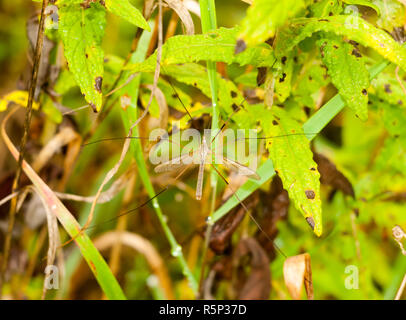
[384,84,392,93]
[235,39,247,54]
[305,190,315,199]
[90,103,97,113]
[362,89,368,95]
[256,67,267,86]
[231,91,237,98]
[279,73,287,83]
[351,49,362,58]
[306,217,315,230]
[281,56,287,65]
[272,120,278,125]
[94,76,103,93]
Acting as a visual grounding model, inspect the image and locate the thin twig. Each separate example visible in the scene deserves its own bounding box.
[395,66,406,96]
[0,0,48,297]
[395,273,406,300]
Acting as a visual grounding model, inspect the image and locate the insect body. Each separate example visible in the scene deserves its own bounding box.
[154,135,260,200]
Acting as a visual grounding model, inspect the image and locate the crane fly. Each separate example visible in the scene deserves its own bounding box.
[154,134,260,200]
[76,61,319,263]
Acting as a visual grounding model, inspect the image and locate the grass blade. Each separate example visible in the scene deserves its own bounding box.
[1,109,126,300]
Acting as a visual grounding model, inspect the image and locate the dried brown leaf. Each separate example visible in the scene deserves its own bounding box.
[210,192,258,254]
[32,126,79,172]
[144,0,195,35]
[233,237,270,300]
[164,0,195,35]
[313,152,354,197]
[255,176,289,259]
[283,253,314,300]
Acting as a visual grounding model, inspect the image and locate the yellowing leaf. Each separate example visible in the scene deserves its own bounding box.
[262,106,322,236]
[318,37,370,120]
[0,91,39,112]
[235,105,323,236]
[239,0,305,47]
[59,2,106,111]
[127,27,276,73]
[105,0,150,31]
[275,15,406,72]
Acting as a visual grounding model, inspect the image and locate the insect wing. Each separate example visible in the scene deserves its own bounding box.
[154,152,196,173]
[221,157,260,180]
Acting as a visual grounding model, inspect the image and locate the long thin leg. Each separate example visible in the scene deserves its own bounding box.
[195,160,205,200]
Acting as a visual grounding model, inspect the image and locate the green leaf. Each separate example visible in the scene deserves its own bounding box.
[141,73,193,113]
[262,106,322,236]
[374,0,405,32]
[318,36,370,120]
[239,0,305,47]
[379,101,406,138]
[42,96,63,123]
[275,15,406,72]
[310,0,343,17]
[162,63,245,115]
[374,137,406,174]
[294,56,330,109]
[54,69,77,95]
[234,71,258,87]
[212,58,391,238]
[371,72,406,106]
[341,0,380,15]
[274,50,295,103]
[127,27,275,73]
[59,2,106,111]
[233,104,322,236]
[104,0,150,30]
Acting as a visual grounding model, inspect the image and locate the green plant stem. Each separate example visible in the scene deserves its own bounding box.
[119,20,198,294]
[198,0,219,294]
[212,58,391,224]
[122,101,198,294]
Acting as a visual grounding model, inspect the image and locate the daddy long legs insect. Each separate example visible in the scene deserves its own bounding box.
[154,134,260,200]
[68,57,320,297]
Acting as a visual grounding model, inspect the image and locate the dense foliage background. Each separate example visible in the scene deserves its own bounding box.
[0,0,406,300]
